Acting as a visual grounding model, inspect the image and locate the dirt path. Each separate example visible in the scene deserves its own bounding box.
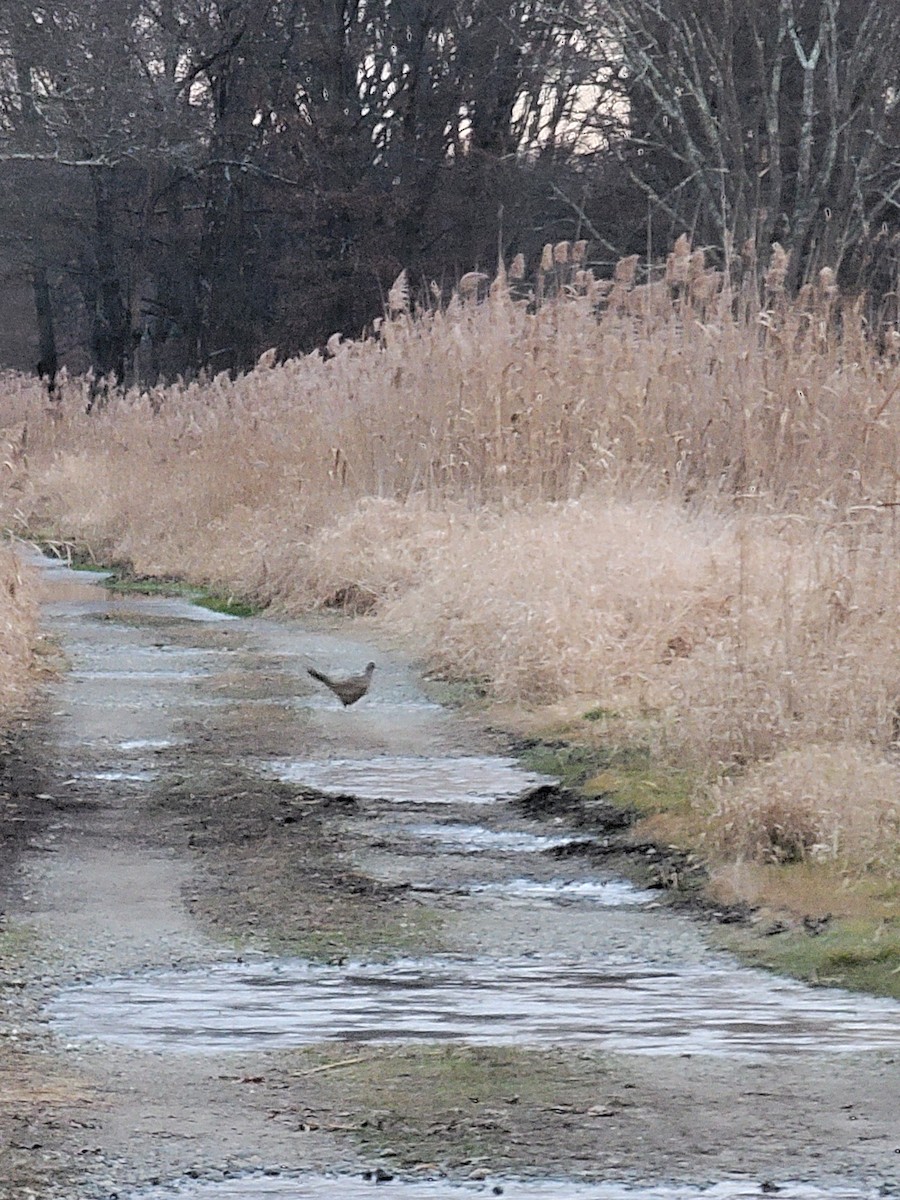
[1,553,899,1200]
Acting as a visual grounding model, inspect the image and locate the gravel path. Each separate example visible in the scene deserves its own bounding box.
[1,552,898,1200]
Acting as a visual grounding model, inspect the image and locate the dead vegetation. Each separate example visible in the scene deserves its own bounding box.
[702,745,900,876]
[0,529,38,719]
[0,240,898,875]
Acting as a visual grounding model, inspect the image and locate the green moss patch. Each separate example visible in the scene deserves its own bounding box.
[518,739,696,821]
[103,572,258,617]
[717,918,900,999]
[517,740,638,790]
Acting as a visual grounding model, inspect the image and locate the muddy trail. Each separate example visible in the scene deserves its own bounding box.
[1,553,899,1200]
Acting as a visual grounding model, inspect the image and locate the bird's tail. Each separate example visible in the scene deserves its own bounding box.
[307,667,331,685]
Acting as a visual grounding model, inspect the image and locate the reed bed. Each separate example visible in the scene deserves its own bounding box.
[1,242,898,869]
[703,744,900,875]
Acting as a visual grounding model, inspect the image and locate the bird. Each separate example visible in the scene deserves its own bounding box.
[306,661,375,707]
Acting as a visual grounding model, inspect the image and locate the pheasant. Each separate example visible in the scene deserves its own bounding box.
[306,661,375,707]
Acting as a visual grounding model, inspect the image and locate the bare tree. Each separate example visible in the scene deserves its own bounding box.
[0,0,612,380]
[596,0,900,285]
[0,1,193,383]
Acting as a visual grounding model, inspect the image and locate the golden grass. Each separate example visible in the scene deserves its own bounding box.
[709,860,900,919]
[0,245,898,868]
[0,531,38,718]
[701,745,900,876]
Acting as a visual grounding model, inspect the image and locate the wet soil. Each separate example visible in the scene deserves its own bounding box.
[1,554,899,1200]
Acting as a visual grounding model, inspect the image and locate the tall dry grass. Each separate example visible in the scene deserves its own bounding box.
[0,241,898,866]
[0,536,38,719]
[702,744,900,875]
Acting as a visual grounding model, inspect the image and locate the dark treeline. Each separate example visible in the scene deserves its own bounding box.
[1,0,899,385]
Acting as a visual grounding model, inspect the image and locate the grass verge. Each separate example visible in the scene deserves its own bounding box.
[503,716,900,998]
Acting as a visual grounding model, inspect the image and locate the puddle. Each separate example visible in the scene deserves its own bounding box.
[97,597,241,623]
[399,823,585,854]
[132,646,231,658]
[50,956,900,1057]
[126,1176,890,1200]
[468,878,656,906]
[295,695,443,712]
[40,591,239,624]
[73,669,209,682]
[268,757,552,804]
[80,769,158,783]
[118,739,177,752]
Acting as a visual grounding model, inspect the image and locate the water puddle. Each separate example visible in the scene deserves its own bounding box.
[398,823,586,854]
[268,757,551,804]
[126,1176,890,1200]
[468,878,656,906]
[117,739,177,752]
[100,597,241,623]
[132,645,231,658]
[79,769,158,783]
[50,956,900,1057]
[40,587,238,625]
[73,669,209,682]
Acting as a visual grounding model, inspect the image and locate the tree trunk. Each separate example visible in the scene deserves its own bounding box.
[32,250,58,397]
[86,169,131,403]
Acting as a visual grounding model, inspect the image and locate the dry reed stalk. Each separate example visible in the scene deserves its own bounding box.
[699,745,900,876]
[0,541,38,715]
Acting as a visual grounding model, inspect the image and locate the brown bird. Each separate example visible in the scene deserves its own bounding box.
[306,661,375,707]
